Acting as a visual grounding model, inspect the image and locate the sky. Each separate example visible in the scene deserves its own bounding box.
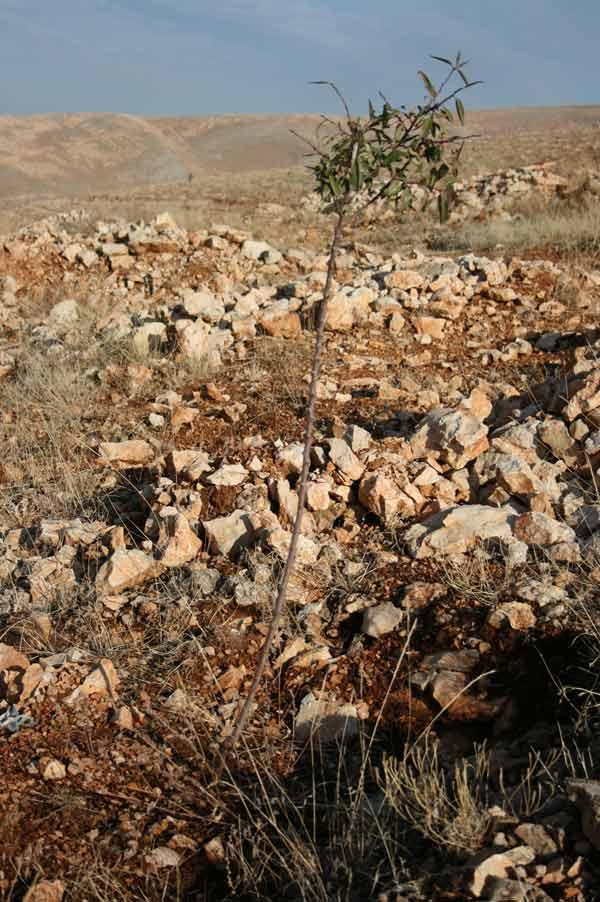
[0,0,598,116]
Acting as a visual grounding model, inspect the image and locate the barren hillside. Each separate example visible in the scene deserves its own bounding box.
[1,107,599,199]
[1,103,600,900]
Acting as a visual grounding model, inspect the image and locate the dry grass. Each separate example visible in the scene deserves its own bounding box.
[440,545,513,607]
[243,335,313,414]
[428,196,600,257]
[383,741,492,855]
[0,345,103,526]
[221,739,413,902]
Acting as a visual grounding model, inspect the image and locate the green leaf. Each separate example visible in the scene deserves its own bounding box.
[417,70,437,99]
[350,147,362,191]
[383,149,404,166]
[421,116,434,137]
[327,172,342,197]
[455,98,465,126]
[430,55,453,66]
[438,190,449,223]
[436,162,450,181]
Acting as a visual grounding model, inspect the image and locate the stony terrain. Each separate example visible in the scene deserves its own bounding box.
[1,125,600,901]
[1,105,600,235]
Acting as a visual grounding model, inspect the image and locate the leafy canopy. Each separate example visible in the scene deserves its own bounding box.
[305,52,480,223]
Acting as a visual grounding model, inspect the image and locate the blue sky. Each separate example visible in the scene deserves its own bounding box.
[0,0,598,115]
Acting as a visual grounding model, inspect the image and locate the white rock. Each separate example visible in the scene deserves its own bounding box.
[345,424,372,452]
[202,509,257,557]
[96,550,162,593]
[206,463,248,487]
[362,602,403,638]
[48,299,80,326]
[327,438,364,483]
[468,846,536,897]
[146,847,181,869]
[99,440,154,468]
[40,758,67,781]
[267,528,320,564]
[133,321,167,355]
[359,472,416,524]
[277,443,305,476]
[242,239,279,262]
[411,408,488,469]
[514,512,577,547]
[405,505,517,559]
[157,509,202,567]
[181,289,225,323]
[295,692,359,742]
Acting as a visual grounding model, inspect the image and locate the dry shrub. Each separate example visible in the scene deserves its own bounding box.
[383,741,492,855]
[246,335,313,410]
[429,196,600,256]
[0,346,103,524]
[440,545,512,606]
[222,740,411,902]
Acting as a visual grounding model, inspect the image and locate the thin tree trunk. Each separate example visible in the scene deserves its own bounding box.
[223,209,345,757]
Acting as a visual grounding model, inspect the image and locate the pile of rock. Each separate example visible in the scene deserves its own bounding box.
[302,162,572,224]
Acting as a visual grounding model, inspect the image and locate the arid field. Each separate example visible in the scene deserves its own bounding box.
[1,106,600,901]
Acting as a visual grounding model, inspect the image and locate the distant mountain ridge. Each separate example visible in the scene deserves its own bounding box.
[0,107,599,199]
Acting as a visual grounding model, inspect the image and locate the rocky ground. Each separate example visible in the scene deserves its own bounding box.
[0,166,600,901]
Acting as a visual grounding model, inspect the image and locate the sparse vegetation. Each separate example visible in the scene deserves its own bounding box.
[1,69,600,902]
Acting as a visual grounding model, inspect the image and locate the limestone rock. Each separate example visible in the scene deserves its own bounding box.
[488,602,536,631]
[202,509,258,557]
[362,602,403,638]
[513,823,557,857]
[327,438,364,483]
[206,463,248,487]
[49,299,80,326]
[167,449,211,481]
[96,549,162,593]
[181,289,224,322]
[176,318,217,363]
[0,643,29,671]
[514,512,576,547]
[241,239,280,262]
[157,508,202,567]
[564,371,600,420]
[384,269,424,290]
[146,846,181,869]
[405,505,517,559]
[277,442,304,476]
[133,321,167,355]
[23,880,65,902]
[345,424,371,452]
[99,440,154,468]
[481,877,552,900]
[324,294,355,332]
[401,581,447,610]
[40,758,67,781]
[259,305,301,337]
[411,408,489,469]
[295,692,359,742]
[567,779,600,851]
[468,846,536,897]
[358,472,415,523]
[267,528,320,564]
[75,659,120,699]
[538,418,578,463]
[305,478,331,511]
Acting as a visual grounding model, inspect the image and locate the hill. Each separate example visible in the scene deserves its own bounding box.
[0,106,599,200]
